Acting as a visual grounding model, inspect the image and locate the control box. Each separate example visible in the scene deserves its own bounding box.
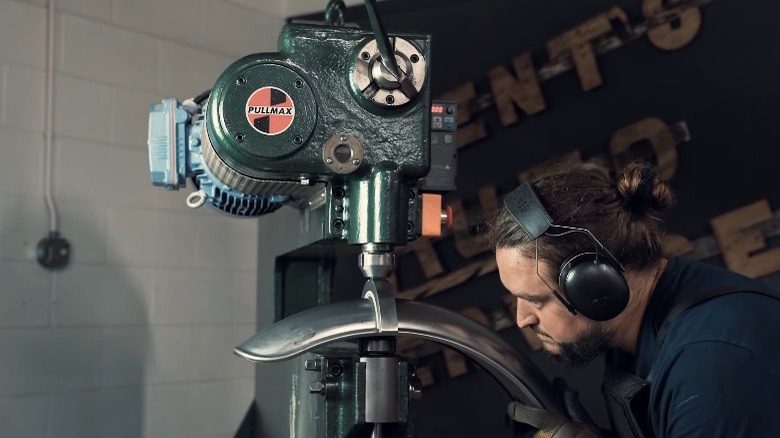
[422,101,458,192]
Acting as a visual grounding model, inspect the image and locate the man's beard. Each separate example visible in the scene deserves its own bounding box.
[543,323,612,368]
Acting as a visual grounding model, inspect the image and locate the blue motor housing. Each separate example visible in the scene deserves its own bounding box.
[148,99,288,217]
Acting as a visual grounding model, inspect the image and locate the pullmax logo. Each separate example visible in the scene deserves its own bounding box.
[248,106,293,115]
[245,86,295,135]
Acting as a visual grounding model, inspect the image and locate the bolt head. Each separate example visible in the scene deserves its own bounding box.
[304,359,321,371]
[309,381,325,394]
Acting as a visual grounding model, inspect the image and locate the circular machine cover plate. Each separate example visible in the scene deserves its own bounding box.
[217,62,317,161]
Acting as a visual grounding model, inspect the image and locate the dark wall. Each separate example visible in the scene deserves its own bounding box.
[296,0,780,435]
[303,0,780,237]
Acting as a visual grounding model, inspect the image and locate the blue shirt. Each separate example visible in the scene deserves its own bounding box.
[629,257,780,437]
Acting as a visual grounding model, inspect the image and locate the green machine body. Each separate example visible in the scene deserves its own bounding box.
[201,23,432,245]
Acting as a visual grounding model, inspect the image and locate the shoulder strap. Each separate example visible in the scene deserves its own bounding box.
[655,286,780,355]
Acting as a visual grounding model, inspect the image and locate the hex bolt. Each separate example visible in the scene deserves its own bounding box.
[333,219,345,232]
[304,359,321,371]
[309,381,326,395]
[293,136,303,145]
[294,79,304,88]
[361,51,371,60]
[236,76,247,85]
[410,54,420,63]
[386,95,395,105]
[235,133,245,142]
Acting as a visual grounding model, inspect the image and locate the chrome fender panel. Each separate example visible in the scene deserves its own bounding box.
[235,299,563,413]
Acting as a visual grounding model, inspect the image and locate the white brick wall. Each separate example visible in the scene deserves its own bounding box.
[286,0,368,17]
[0,0,287,436]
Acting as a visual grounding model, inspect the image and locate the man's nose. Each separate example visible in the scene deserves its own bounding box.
[516,299,539,329]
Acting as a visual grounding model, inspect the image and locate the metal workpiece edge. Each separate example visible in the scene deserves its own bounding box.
[233,299,563,413]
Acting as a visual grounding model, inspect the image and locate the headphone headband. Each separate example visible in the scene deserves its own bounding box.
[503,182,553,239]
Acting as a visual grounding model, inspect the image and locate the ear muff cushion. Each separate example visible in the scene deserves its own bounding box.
[558,252,629,321]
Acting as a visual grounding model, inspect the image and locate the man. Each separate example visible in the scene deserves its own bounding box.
[487,161,780,437]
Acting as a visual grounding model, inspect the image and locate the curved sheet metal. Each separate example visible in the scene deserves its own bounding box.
[234,299,563,413]
[235,299,379,362]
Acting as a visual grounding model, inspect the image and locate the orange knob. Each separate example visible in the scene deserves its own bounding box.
[421,193,443,237]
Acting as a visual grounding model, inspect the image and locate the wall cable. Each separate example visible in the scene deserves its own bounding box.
[44,0,58,232]
[37,0,70,271]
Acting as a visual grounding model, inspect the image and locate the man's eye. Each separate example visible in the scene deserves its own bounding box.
[526,299,543,308]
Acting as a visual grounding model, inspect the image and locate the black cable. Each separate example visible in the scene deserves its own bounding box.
[193,89,212,105]
[325,0,346,26]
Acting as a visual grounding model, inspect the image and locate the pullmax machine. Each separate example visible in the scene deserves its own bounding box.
[147,1,562,436]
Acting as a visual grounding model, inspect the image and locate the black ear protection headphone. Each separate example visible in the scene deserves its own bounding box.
[503,182,629,321]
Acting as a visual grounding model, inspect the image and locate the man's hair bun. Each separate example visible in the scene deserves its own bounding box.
[616,162,674,215]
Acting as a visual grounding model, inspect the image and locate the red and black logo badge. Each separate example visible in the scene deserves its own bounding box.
[245,86,296,135]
